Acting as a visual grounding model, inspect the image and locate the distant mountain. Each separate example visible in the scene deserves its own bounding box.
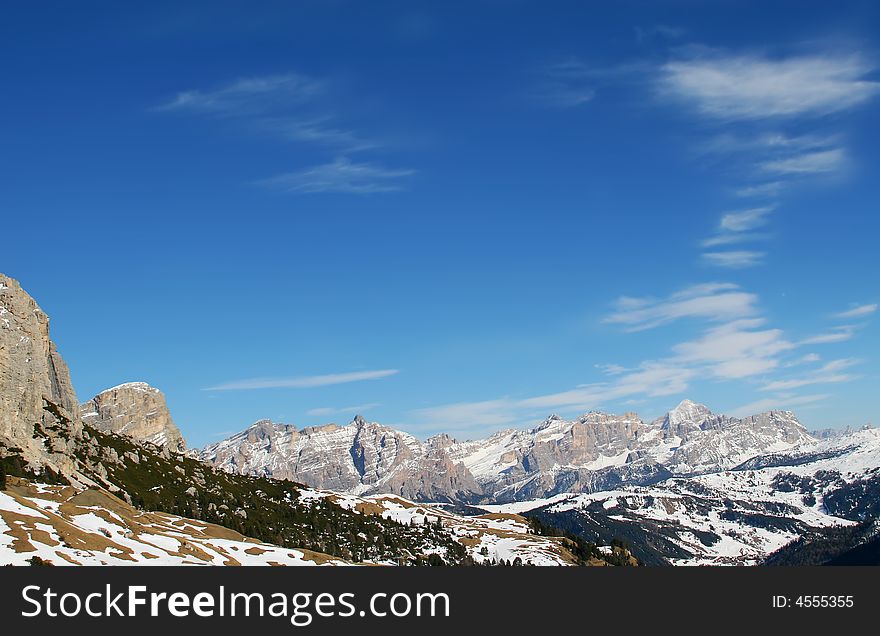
[811,425,870,439]
[199,399,816,502]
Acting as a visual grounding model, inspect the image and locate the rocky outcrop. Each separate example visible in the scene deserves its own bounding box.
[0,273,84,482]
[81,382,186,452]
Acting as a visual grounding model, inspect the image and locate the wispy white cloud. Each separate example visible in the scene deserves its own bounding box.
[699,132,840,158]
[307,403,382,417]
[701,232,770,248]
[672,318,795,379]
[262,116,376,152]
[761,356,860,391]
[702,250,766,268]
[728,393,831,418]
[660,53,880,120]
[521,362,696,410]
[702,133,847,194]
[595,363,628,376]
[411,399,523,432]
[604,283,757,331]
[700,206,774,254]
[819,358,862,372]
[719,206,775,232]
[157,73,324,115]
[800,325,857,345]
[733,181,785,198]
[762,377,857,392]
[257,157,415,194]
[834,303,877,319]
[204,369,399,391]
[159,75,375,153]
[760,147,846,175]
[785,353,821,367]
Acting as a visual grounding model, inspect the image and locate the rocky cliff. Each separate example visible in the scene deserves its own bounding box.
[81,382,186,452]
[0,273,84,482]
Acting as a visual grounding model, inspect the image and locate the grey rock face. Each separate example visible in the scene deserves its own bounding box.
[0,273,83,480]
[80,382,186,452]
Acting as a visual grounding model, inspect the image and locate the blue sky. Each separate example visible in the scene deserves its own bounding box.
[2,1,878,446]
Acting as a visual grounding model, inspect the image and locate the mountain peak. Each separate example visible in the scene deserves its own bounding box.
[675,398,708,409]
[101,381,159,394]
[665,399,712,428]
[535,413,564,430]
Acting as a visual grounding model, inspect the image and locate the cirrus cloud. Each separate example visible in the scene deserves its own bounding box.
[256,157,415,194]
[834,303,877,319]
[701,250,766,269]
[204,369,399,391]
[604,282,758,331]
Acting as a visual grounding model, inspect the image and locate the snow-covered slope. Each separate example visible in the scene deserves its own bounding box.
[293,487,583,566]
[0,477,605,566]
[0,478,343,566]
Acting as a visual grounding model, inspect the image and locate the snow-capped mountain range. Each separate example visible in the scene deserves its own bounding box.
[5,270,876,567]
[481,427,880,565]
[198,400,817,503]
